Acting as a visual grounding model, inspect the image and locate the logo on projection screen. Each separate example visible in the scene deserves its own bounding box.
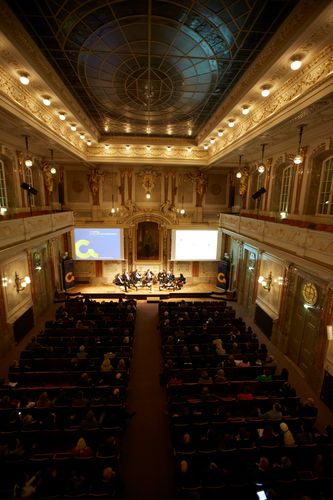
[75,239,100,259]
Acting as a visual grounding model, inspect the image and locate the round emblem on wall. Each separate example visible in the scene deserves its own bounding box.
[302,282,318,305]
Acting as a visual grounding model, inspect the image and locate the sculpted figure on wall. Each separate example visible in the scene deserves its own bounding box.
[188,170,208,206]
[87,168,104,204]
[42,161,53,193]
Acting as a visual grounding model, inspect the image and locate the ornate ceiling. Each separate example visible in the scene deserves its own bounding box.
[0,0,332,168]
[5,0,298,140]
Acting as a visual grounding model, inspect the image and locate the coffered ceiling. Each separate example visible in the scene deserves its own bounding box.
[0,0,332,168]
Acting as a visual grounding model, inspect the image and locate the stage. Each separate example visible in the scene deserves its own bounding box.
[62,281,232,301]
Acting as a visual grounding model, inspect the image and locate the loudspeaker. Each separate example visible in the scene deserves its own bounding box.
[20,182,38,195]
[251,187,267,200]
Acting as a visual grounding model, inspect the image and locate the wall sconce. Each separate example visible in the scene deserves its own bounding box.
[179,195,185,215]
[257,143,267,174]
[15,272,31,293]
[258,271,273,291]
[2,276,12,287]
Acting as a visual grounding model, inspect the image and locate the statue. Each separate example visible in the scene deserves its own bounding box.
[42,161,53,193]
[188,170,208,206]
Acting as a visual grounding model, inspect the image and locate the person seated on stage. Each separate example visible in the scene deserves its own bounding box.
[120,271,129,292]
[175,273,186,289]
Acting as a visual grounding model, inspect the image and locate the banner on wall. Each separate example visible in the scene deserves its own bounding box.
[216,259,230,291]
[62,259,76,290]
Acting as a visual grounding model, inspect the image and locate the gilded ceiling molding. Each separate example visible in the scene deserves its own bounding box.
[199,2,333,143]
[0,3,97,138]
[0,65,87,157]
[209,46,333,162]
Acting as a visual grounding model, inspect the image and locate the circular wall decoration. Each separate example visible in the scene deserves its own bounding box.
[302,282,318,305]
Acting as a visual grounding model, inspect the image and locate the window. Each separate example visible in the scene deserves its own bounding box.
[317,156,333,215]
[0,159,8,208]
[25,167,35,207]
[279,165,293,213]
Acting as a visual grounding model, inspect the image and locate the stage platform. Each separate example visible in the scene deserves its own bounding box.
[61,282,233,302]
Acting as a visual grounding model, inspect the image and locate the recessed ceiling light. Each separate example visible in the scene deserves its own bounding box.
[203,144,209,150]
[146,145,151,150]
[228,119,235,127]
[242,105,250,115]
[125,144,131,150]
[19,73,30,85]
[187,146,192,152]
[42,96,51,106]
[104,144,110,150]
[167,145,172,151]
[290,56,302,71]
[58,112,66,121]
[86,140,92,146]
[210,137,215,144]
[70,124,77,131]
[261,86,270,97]
[79,133,85,140]
[217,129,224,137]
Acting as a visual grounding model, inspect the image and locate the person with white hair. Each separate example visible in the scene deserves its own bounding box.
[280,422,296,446]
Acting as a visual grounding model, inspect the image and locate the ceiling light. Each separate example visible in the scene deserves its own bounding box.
[293,124,306,165]
[167,145,172,151]
[257,143,267,173]
[290,55,302,71]
[146,145,151,151]
[42,96,51,106]
[261,86,270,97]
[210,137,215,144]
[203,144,209,150]
[58,112,66,121]
[236,154,243,179]
[242,105,250,115]
[104,144,110,150]
[146,127,151,134]
[187,146,192,152]
[86,140,92,146]
[217,129,224,137]
[228,119,235,128]
[79,133,85,140]
[188,129,192,136]
[19,73,30,85]
[23,135,33,167]
[50,167,57,174]
[70,124,77,131]
[125,144,131,150]
[146,192,151,199]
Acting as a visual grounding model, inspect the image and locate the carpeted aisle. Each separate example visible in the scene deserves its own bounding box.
[120,302,175,500]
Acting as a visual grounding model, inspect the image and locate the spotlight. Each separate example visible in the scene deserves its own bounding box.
[228,119,235,128]
[261,86,270,97]
[70,124,77,131]
[217,129,224,137]
[290,55,302,71]
[42,96,51,106]
[242,105,250,115]
[210,138,215,144]
[58,112,66,121]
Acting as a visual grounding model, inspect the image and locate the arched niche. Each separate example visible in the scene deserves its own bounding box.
[123,211,172,271]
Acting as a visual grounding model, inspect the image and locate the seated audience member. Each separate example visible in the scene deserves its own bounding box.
[81,409,100,430]
[78,372,93,386]
[198,370,213,384]
[13,472,40,499]
[212,338,226,355]
[100,355,113,372]
[91,466,118,494]
[271,456,297,481]
[176,433,195,453]
[214,368,227,383]
[258,403,283,421]
[77,344,88,359]
[238,356,251,367]
[237,385,253,400]
[36,391,52,408]
[64,470,88,496]
[71,437,94,457]
[280,422,296,446]
[117,358,126,370]
[203,461,224,487]
[256,368,273,382]
[258,425,281,446]
[224,355,236,367]
[251,456,271,484]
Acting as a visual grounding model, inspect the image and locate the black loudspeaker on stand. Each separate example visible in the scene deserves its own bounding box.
[251,187,266,200]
